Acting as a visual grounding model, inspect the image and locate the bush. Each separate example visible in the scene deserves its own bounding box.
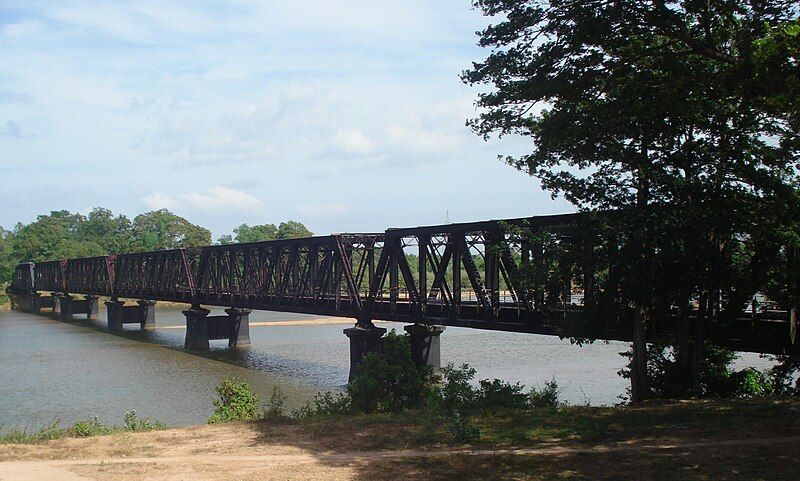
[447,410,480,443]
[477,379,528,410]
[264,387,288,419]
[313,391,352,416]
[437,363,477,412]
[348,330,435,413]
[123,411,165,432]
[529,378,561,408]
[621,342,775,400]
[72,417,115,437]
[209,378,261,424]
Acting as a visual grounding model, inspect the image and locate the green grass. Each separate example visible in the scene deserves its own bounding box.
[0,411,165,444]
[251,397,800,452]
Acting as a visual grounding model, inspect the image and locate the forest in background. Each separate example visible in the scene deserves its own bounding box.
[0,207,313,285]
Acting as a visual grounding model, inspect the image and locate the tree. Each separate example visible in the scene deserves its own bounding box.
[0,227,15,284]
[130,209,211,251]
[78,207,133,254]
[464,1,800,401]
[11,210,97,262]
[217,221,313,245]
[276,221,313,239]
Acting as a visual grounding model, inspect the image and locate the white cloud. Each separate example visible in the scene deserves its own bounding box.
[184,186,260,210]
[332,128,373,156]
[141,192,175,210]
[143,187,258,211]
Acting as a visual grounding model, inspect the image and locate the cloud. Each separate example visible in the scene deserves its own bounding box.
[331,128,372,156]
[141,192,175,210]
[184,186,260,210]
[142,187,260,212]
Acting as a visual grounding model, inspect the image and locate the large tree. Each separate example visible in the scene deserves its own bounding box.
[130,209,211,251]
[464,0,800,401]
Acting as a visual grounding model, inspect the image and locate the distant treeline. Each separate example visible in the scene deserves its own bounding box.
[0,208,313,284]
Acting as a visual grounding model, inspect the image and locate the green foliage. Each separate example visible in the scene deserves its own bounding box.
[123,411,165,432]
[208,378,261,424]
[72,417,115,437]
[465,0,800,401]
[347,330,435,413]
[217,221,313,245]
[529,379,561,409]
[130,209,211,251]
[263,387,288,419]
[0,420,64,444]
[0,412,166,444]
[476,379,529,410]
[446,410,480,443]
[621,343,775,400]
[276,221,313,240]
[312,391,352,416]
[437,363,478,412]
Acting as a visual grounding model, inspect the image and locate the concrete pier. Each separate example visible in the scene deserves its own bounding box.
[183,306,211,350]
[404,324,445,372]
[343,324,387,381]
[27,293,42,314]
[60,295,99,320]
[224,308,251,348]
[183,307,251,350]
[107,299,156,332]
[51,294,61,317]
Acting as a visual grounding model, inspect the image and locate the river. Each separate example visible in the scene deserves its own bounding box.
[0,307,774,430]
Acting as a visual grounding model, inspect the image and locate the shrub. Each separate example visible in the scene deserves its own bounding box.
[209,378,260,424]
[123,411,165,432]
[72,417,114,437]
[348,330,435,413]
[313,391,352,416]
[447,410,480,443]
[529,378,561,408]
[621,342,775,400]
[437,363,477,412]
[264,387,288,419]
[476,379,528,410]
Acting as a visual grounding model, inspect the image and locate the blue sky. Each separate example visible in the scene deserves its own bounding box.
[0,0,573,239]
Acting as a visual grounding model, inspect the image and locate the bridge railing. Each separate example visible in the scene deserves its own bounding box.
[33,260,66,293]
[66,256,115,296]
[112,248,199,303]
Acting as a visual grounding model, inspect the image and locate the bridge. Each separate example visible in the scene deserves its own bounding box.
[7,213,799,378]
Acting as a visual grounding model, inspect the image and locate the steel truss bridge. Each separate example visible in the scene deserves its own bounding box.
[8,213,799,355]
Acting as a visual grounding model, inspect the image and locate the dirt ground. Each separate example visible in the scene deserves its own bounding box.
[1,414,799,481]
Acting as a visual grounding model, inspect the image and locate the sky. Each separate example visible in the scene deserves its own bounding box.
[0,0,573,240]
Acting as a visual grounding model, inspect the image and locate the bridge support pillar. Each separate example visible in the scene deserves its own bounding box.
[27,293,42,314]
[225,308,251,348]
[107,299,156,331]
[105,300,125,331]
[184,306,211,350]
[138,300,157,331]
[51,294,62,317]
[59,295,74,320]
[86,296,100,320]
[404,324,445,373]
[344,324,387,382]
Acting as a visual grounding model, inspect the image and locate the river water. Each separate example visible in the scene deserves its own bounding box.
[0,307,774,430]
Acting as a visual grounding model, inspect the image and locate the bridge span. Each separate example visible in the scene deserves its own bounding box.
[7,213,799,378]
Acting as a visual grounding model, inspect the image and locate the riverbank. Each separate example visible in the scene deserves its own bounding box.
[1,398,797,480]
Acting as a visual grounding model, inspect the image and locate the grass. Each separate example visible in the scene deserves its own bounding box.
[0,411,165,444]
[248,397,800,452]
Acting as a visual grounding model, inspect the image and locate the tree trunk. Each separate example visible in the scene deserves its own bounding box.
[631,300,650,402]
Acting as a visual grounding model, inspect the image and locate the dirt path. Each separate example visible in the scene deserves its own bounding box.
[3,434,798,481]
